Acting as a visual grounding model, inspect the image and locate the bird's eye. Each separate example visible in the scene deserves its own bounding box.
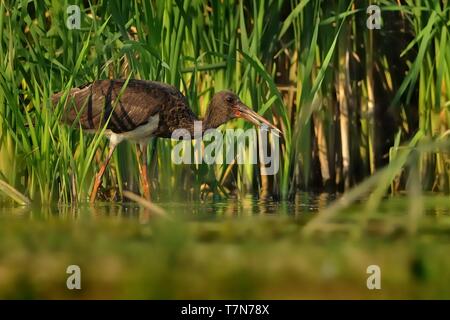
[226,96,234,104]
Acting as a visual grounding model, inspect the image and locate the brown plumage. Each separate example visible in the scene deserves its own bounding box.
[52,79,281,202]
[52,79,198,138]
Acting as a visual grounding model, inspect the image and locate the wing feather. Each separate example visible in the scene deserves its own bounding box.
[52,79,194,135]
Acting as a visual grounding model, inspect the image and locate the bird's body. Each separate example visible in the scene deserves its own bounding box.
[52,79,198,140]
[52,79,281,202]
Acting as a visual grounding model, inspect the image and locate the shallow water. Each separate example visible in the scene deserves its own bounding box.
[0,193,450,299]
[0,192,337,218]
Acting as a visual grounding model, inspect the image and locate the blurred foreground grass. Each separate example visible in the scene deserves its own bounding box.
[1,195,450,299]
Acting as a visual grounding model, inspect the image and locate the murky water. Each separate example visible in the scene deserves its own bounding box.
[0,193,450,299]
[0,192,335,216]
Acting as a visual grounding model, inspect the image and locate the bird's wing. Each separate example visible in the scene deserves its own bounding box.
[52,79,191,134]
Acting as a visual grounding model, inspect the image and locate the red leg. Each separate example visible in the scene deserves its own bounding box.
[136,143,151,200]
[90,143,117,203]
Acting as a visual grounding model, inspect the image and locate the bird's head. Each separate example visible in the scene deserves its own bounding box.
[205,90,282,135]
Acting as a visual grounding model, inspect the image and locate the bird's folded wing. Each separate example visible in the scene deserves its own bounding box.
[52,80,177,133]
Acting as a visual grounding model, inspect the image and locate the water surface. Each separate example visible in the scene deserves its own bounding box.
[0,193,449,299]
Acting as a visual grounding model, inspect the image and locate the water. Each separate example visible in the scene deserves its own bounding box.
[0,193,449,299]
[0,192,337,221]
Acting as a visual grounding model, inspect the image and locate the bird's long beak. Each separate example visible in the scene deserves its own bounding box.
[234,103,282,136]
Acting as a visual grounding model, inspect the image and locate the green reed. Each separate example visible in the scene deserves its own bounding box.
[0,0,449,205]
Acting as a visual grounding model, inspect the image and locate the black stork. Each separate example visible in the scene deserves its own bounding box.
[52,79,281,202]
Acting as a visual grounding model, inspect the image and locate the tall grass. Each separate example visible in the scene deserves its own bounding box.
[0,0,449,204]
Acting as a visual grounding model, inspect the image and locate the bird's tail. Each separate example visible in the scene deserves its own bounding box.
[51,91,64,107]
[50,86,86,126]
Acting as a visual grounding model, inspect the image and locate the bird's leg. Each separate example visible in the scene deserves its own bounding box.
[90,142,117,203]
[136,143,151,200]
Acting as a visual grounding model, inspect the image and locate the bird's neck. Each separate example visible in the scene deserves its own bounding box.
[183,117,208,139]
[202,108,227,131]
[175,104,225,138]
[180,116,222,139]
